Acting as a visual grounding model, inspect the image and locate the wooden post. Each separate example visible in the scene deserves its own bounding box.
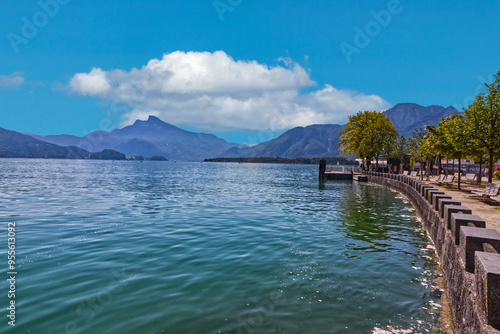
[319,159,326,180]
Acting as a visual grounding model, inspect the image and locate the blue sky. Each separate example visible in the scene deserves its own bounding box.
[1,0,499,144]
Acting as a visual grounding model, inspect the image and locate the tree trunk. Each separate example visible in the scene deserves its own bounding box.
[438,154,442,176]
[427,158,432,178]
[488,149,494,183]
[478,159,483,185]
[458,155,461,190]
[375,157,379,172]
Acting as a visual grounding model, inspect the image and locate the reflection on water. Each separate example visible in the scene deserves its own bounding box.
[340,183,418,248]
[0,159,445,333]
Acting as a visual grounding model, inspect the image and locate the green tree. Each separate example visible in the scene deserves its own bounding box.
[460,121,488,185]
[464,71,500,183]
[338,111,398,171]
[384,134,407,174]
[443,115,470,190]
[395,135,408,173]
[425,122,454,175]
[408,128,433,180]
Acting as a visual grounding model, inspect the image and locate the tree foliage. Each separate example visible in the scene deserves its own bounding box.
[442,115,470,189]
[464,70,500,183]
[425,123,454,159]
[338,111,398,169]
[408,128,433,179]
[383,134,407,173]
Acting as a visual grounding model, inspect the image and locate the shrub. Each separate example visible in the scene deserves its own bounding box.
[494,168,500,179]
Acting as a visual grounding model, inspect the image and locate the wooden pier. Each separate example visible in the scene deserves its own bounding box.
[319,160,365,181]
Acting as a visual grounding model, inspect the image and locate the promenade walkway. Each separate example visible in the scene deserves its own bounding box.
[414,175,500,231]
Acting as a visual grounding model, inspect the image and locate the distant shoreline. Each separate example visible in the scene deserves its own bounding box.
[204,157,359,165]
[0,155,168,161]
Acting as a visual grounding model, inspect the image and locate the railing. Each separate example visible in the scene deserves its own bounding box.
[326,166,362,174]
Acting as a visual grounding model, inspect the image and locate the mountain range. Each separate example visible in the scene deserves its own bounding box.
[0,127,142,160]
[0,127,89,159]
[29,116,245,161]
[1,103,460,160]
[221,124,346,158]
[384,103,459,138]
[219,103,460,158]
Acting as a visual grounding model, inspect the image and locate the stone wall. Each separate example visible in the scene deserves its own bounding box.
[365,172,500,334]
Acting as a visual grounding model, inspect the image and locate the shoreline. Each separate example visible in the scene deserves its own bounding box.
[365,172,500,334]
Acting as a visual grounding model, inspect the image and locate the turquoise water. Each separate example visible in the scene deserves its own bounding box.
[0,159,445,333]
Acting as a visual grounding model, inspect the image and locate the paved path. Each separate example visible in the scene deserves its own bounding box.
[415,176,500,232]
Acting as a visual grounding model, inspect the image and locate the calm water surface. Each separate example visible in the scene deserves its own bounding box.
[0,159,445,333]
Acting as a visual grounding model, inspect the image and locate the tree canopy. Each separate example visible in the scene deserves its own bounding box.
[408,128,434,179]
[338,111,397,169]
[464,70,500,182]
[335,72,500,179]
[442,114,469,189]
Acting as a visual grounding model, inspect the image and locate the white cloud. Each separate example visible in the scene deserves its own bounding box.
[70,68,112,96]
[0,72,24,88]
[69,51,391,131]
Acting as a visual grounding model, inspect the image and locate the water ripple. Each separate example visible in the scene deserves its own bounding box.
[0,160,444,333]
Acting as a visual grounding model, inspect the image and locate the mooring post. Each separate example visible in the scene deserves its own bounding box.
[319,159,326,180]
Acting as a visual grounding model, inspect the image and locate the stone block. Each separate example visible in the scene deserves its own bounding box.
[433,194,452,211]
[438,199,461,218]
[414,180,423,192]
[451,213,486,245]
[420,184,432,197]
[460,226,500,272]
[444,205,471,229]
[423,187,435,200]
[428,189,444,204]
[424,186,437,199]
[354,175,368,182]
[475,252,500,326]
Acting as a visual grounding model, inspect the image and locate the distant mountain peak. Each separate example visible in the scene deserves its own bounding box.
[387,103,459,114]
[131,115,165,127]
[147,115,162,122]
[28,114,244,161]
[383,103,460,137]
[392,102,419,108]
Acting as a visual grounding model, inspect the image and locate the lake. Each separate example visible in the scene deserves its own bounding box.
[0,159,445,333]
